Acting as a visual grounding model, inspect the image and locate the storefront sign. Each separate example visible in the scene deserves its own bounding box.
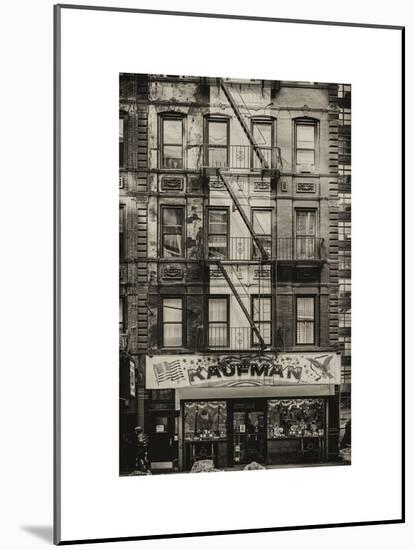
[146,353,340,389]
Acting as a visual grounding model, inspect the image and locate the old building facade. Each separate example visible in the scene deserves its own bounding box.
[119,74,349,474]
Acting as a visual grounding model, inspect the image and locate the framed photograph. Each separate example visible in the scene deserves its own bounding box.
[54,4,404,545]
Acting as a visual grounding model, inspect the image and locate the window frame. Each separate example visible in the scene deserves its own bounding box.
[206,206,230,260]
[119,112,127,170]
[251,207,272,260]
[251,294,272,347]
[160,205,185,259]
[119,295,126,333]
[294,118,319,173]
[159,113,186,170]
[295,208,318,260]
[205,116,230,169]
[161,296,185,349]
[295,295,317,346]
[207,295,230,348]
[250,118,275,169]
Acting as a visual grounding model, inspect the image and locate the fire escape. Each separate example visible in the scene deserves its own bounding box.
[202,79,280,352]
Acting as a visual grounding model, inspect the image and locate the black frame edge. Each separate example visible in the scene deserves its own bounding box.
[53,3,62,546]
[55,3,404,30]
[58,519,404,545]
[401,25,406,524]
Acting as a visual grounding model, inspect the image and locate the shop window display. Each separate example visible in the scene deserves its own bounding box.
[267,399,325,439]
[184,401,227,441]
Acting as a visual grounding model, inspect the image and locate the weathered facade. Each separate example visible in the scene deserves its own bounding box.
[119,74,350,474]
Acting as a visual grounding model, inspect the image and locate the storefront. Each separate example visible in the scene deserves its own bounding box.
[145,352,341,472]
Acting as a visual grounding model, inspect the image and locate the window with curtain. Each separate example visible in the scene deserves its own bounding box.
[207,208,228,259]
[208,297,228,347]
[252,209,272,259]
[296,296,315,345]
[252,296,271,346]
[252,121,273,169]
[207,119,228,168]
[162,298,183,347]
[295,122,316,172]
[161,207,184,258]
[296,210,316,259]
[161,116,184,169]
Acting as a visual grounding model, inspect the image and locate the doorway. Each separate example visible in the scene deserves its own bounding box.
[231,400,266,464]
[148,410,175,469]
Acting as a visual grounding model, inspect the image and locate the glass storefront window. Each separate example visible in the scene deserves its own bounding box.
[184,401,227,441]
[267,398,325,439]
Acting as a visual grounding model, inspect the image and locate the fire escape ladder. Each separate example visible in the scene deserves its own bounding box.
[219,79,269,169]
[216,170,268,260]
[215,260,266,351]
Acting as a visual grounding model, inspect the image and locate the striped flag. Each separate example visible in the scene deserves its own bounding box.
[153,360,185,385]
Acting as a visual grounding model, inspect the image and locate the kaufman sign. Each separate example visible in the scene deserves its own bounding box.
[145,353,341,389]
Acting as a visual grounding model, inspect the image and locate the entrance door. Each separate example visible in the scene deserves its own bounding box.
[232,406,266,464]
[148,411,175,469]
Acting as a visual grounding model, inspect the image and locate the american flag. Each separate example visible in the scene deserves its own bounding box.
[153,360,185,385]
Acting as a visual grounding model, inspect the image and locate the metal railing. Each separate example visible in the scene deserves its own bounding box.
[276,237,325,261]
[202,145,281,171]
[204,237,325,261]
[207,326,258,350]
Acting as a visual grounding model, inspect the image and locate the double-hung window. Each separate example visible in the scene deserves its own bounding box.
[207,118,229,168]
[207,208,228,259]
[295,121,317,172]
[161,115,184,169]
[208,297,229,348]
[162,298,183,348]
[296,209,317,259]
[252,296,271,346]
[161,207,185,258]
[252,121,273,169]
[252,209,272,259]
[296,296,315,345]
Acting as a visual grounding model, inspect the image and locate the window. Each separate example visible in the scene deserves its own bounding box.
[161,115,184,169]
[184,401,227,441]
[119,205,125,259]
[296,210,317,259]
[295,121,317,172]
[296,296,315,345]
[119,115,126,169]
[207,118,229,168]
[208,297,229,347]
[161,207,185,258]
[268,398,325,439]
[162,298,183,347]
[207,208,228,259]
[338,126,351,164]
[252,209,272,259]
[252,296,271,346]
[119,296,126,333]
[252,121,273,169]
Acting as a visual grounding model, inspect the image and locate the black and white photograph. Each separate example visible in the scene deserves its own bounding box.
[119,74,352,476]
